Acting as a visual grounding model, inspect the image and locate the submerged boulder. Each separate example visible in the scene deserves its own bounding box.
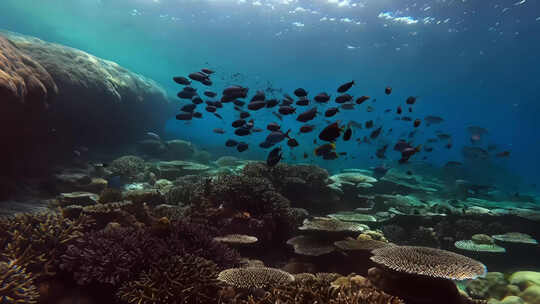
[0,31,173,178]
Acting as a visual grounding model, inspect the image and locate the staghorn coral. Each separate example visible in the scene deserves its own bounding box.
[116,254,221,304]
[109,155,146,181]
[0,212,89,280]
[370,246,486,281]
[217,267,295,289]
[59,226,167,286]
[0,260,40,304]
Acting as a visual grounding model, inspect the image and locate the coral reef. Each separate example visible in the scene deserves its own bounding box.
[98,188,123,204]
[286,235,336,256]
[0,260,40,304]
[116,254,221,304]
[59,226,167,285]
[0,212,89,280]
[109,155,146,181]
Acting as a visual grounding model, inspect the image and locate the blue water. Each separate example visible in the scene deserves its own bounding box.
[1,0,539,193]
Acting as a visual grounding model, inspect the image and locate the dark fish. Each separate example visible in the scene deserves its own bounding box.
[401,116,412,121]
[394,140,411,152]
[445,143,452,149]
[201,68,214,75]
[173,76,191,85]
[204,91,217,98]
[325,107,339,117]
[232,119,246,128]
[322,151,338,160]
[397,106,402,114]
[183,86,197,92]
[177,90,197,99]
[259,140,273,148]
[240,112,250,119]
[189,72,209,82]
[287,138,299,148]
[267,122,281,131]
[247,101,266,110]
[409,107,413,113]
[296,107,317,122]
[337,80,355,93]
[225,139,238,147]
[376,144,388,159]
[343,127,352,141]
[205,106,217,113]
[314,92,330,103]
[234,127,251,136]
[303,152,309,159]
[201,79,212,86]
[319,122,343,142]
[365,120,374,129]
[266,99,279,108]
[234,100,245,107]
[281,99,294,106]
[252,128,264,133]
[444,161,463,167]
[373,165,389,179]
[192,112,202,118]
[300,124,316,133]
[335,94,352,103]
[413,119,421,128]
[278,106,296,115]
[214,113,223,119]
[340,103,355,110]
[213,128,226,134]
[314,143,336,156]
[408,131,416,138]
[296,97,309,106]
[265,130,291,145]
[267,147,283,167]
[283,94,294,102]
[399,145,421,164]
[366,106,374,112]
[222,95,236,103]
[406,96,417,105]
[181,103,196,112]
[176,112,193,120]
[272,111,283,121]
[251,91,266,102]
[192,96,203,104]
[237,142,249,152]
[384,109,392,113]
[424,116,444,126]
[385,87,392,95]
[294,88,308,97]
[223,86,249,98]
[356,96,370,104]
[370,127,382,139]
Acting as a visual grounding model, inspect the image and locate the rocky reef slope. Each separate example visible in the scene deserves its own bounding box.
[0,31,174,179]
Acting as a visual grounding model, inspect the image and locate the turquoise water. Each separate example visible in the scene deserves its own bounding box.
[1,0,539,193]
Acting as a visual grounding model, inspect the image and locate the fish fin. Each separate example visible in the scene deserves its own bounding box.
[285,129,291,139]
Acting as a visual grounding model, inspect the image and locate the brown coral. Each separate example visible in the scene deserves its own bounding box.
[370,245,486,280]
[0,212,89,280]
[116,254,221,304]
[0,260,40,304]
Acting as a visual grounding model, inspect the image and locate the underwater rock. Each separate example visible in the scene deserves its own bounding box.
[466,272,508,300]
[509,271,540,289]
[0,31,173,178]
[165,139,195,160]
[156,160,210,180]
[57,191,99,206]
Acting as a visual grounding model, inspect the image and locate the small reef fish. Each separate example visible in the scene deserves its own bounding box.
[267,147,283,167]
[337,80,354,93]
[294,88,308,97]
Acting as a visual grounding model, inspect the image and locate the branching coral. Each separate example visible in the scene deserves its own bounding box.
[0,260,40,304]
[166,220,240,269]
[59,226,167,285]
[0,212,89,280]
[221,272,404,304]
[116,254,221,304]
